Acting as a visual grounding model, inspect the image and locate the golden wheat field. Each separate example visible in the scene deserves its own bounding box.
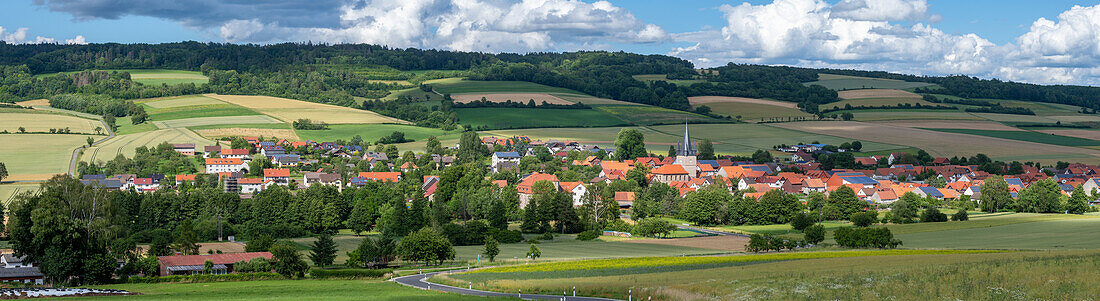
[205,94,409,124]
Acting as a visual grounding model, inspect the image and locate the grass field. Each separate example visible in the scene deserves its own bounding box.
[595,105,721,126]
[82,128,216,163]
[145,102,262,121]
[207,94,409,124]
[153,115,283,129]
[451,93,572,105]
[297,124,457,143]
[452,238,723,263]
[37,69,208,86]
[806,74,937,90]
[696,101,812,121]
[0,111,103,134]
[456,108,629,129]
[632,74,707,86]
[0,134,90,180]
[893,214,1100,249]
[774,121,1100,163]
[0,183,39,206]
[195,128,300,140]
[829,97,934,108]
[444,250,1100,300]
[922,128,1100,147]
[832,110,985,121]
[114,116,160,135]
[430,79,583,95]
[140,95,224,108]
[79,279,503,300]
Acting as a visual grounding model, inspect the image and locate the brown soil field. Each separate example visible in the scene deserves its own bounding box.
[206,94,409,124]
[1036,129,1100,140]
[196,128,300,140]
[4,174,57,181]
[838,89,920,99]
[871,120,1024,131]
[14,99,49,106]
[687,96,798,109]
[451,93,573,105]
[623,236,748,252]
[772,121,1100,163]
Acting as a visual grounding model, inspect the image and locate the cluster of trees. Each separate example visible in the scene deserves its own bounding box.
[292,119,329,130]
[978,176,1090,214]
[819,102,957,114]
[360,97,458,130]
[0,67,201,102]
[48,94,147,124]
[964,105,1035,115]
[77,142,198,177]
[375,131,410,144]
[450,97,591,109]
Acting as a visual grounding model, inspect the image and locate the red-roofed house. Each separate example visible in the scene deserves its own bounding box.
[614,191,635,207]
[559,181,587,206]
[238,178,265,194]
[205,158,247,174]
[650,164,689,184]
[134,178,158,192]
[175,174,196,185]
[220,149,251,160]
[357,172,403,183]
[157,252,272,276]
[263,168,291,185]
[517,173,560,208]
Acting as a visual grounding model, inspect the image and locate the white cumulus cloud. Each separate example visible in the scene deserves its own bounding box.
[0,26,87,45]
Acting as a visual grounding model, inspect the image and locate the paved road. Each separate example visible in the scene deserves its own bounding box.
[68,118,115,176]
[392,270,620,301]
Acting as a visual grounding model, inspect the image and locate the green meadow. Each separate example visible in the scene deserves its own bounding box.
[79,279,505,301]
[922,128,1100,147]
[296,124,458,143]
[455,108,629,129]
[806,73,937,90]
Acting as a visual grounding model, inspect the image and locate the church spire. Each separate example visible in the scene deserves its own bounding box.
[677,121,696,156]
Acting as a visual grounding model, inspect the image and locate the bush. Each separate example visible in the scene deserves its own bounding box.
[309,268,392,279]
[803,224,825,244]
[746,234,798,253]
[537,232,555,241]
[489,228,524,243]
[789,212,814,231]
[951,209,969,221]
[920,208,948,223]
[849,211,879,227]
[576,230,600,241]
[526,238,540,244]
[833,227,901,249]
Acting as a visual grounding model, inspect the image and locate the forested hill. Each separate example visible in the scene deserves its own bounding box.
[1,42,1098,110]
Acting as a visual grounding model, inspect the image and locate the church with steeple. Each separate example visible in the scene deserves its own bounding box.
[673,122,699,175]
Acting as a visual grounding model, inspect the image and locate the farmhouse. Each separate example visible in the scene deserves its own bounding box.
[263,168,291,186]
[220,148,251,160]
[172,143,196,156]
[203,145,221,158]
[303,172,342,188]
[205,158,247,174]
[157,252,273,276]
[358,172,402,183]
[238,178,266,194]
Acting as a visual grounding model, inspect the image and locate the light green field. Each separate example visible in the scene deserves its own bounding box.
[456,108,630,129]
[114,116,161,135]
[838,111,984,121]
[829,97,934,108]
[153,115,283,129]
[632,74,706,86]
[699,102,813,121]
[0,134,90,180]
[297,124,457,143]
[37,69,208,86]
[82,128,215,163]
[430,78,583,95]
[807,74,937,90]
[26,105,103,119]
[145,102,263,121]
[80,279,503,301]
[452,238,722,263]
[894,214,1100,250]
[446,250,1100,300]
[0,183,39,206]
[140,95,224,108]
[921,128,1100,147]
[0,111,103,134]
[551,93,642,106]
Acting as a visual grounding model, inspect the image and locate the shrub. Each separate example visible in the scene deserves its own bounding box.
[789,212,814,231]
[746,234,798,253]
[575,230,600,241]
[127,273,283,283]
[849,211,879,227]
[951,209,969,221]
[526,238,540,244]
[833,227,902,249]
[537,232,555,241]
[309,268,391,279]
[489,228,524,243]
[803,224,825,244]
[633,219,676,238]
[920,208,948,223]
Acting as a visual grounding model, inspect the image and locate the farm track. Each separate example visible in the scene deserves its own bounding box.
[69,117,115,176]
[392,270,618,301]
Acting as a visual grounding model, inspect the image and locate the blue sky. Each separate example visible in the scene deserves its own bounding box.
[3,0,1100,85]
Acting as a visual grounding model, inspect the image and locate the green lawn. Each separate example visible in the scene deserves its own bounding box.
[596,105,723,126]
[456,108,629,129]
[829,97,934,108]
[297,124,457,143]
[806,74,937,90]
[79,279,507,300]
[921,128,1100,147]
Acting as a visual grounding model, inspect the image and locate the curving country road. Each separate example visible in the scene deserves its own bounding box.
[392,270,620,301]
[69,118,116,176]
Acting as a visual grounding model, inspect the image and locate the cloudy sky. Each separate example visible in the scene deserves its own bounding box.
[3,0,1100,85]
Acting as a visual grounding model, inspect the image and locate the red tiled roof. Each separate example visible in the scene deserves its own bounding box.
[651,164,688,175]
[158,252,272,267]
[614,191,635,202]
[175,174,196,181]
[222,149,250,155]
[264,168,290,177]
[238,178,263,184]
[358,172,402,182]
[206,158,243,165]
[134,178,153,185]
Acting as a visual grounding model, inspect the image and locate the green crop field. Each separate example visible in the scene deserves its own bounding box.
[297,124,458,143]
[829,97,935,108]
[836,110,984,121]
[0,183,39,206]
[895,215,1100,249]
[922,128,1100,147]
[452,238,723,263]
[444,250,1100,300]
[632,74,707,86]
[114,116,160,135]
[79,279,504,301]
[82,128,216,163]
[37,69,208,86]
[145,102,263,121]
[0,111,103,134]
[0,134,90,181]
[430,79,583,95]
[153,115,284,129]
[456,108,629,129]
[595,105,721,126]
[806,74,937,90]
[140,95,225,108]
[699,102,813,121]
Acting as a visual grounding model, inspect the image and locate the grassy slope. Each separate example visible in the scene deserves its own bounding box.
[79,279,506,301]
[431,79,583,94]
[700,101,812,121]
[456,108,629,129]
[893,214,1100,249]
[806,74,937,90]
[146,103,263,121]
[0,134,91,178]
[36,69,208,86]
[296,124,457,143]
[921,128,1100,147]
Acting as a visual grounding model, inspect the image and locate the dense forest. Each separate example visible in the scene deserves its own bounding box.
[1,42,1097,112]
